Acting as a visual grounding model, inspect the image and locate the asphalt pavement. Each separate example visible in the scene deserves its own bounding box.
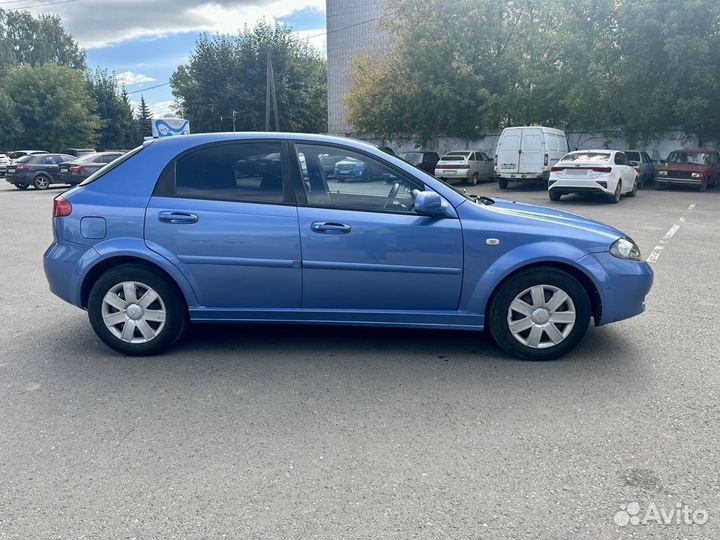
[0,178,718,539]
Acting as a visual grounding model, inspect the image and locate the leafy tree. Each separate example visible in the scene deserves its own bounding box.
[0,89,22,150]
[0,8,85,70]
[135,95,153,138]
[171,20,327,133]
[88,68,137,150]
[3,65,99,150]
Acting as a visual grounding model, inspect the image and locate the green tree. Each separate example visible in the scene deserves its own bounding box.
[0,8,85,70]
[135,95,153,138]
[88,68,137,150]
[171,20,327,133]
[0,89,22,149]
[3,64,99,150]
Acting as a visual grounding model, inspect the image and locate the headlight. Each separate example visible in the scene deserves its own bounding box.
[610,238,642,261]
[658,170,668,176]
[691,172,703,179]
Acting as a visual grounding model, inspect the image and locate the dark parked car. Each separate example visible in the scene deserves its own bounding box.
[400,151,440,175]
[656,149,720,192]
[624,150,656,188]
[59,152,124,183]
[5,153,74,190]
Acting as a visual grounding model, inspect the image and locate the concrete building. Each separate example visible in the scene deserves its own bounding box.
[326,0,388,135]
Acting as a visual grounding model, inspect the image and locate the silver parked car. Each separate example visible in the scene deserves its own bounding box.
[624,150,657,189]
[434,151,494,185]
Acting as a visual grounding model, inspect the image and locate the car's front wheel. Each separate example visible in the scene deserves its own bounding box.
[499,179,509,189]
[488,267,591,360]
[88,264,187,356]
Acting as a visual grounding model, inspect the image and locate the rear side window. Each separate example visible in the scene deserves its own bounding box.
[80,145,145,186]
[162,142,286,204]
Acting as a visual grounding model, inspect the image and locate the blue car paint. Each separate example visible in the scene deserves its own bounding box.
[43,132,653,333]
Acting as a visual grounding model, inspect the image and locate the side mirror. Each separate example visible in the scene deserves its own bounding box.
[415,191,452,218]
[660,160,666,165]
[629,161,639,167]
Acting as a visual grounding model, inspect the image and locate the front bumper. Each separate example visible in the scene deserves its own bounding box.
[656,176,703,186]
[578,252,654,325]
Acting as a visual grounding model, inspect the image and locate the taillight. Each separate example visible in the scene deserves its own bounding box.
[69,165,84,174]
[53,196,72,217]
[591,167,612,173]
[551,166,566,172]
[634,167,641,174]
[544,154,549,167]
[15,164,29,171]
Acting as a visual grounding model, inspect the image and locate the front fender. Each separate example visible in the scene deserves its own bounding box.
[85,237,201,308]
[460,241,600,317]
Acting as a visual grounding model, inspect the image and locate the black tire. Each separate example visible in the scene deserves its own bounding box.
[33,174,51,190]
[549,190,561,201]
[627,177,638,197]
[610,180,622,203]
[638,177,645,189]
[88,264,187,356]
[467,172,479,186]
[499,178,509,190]
[487,267,591,361]
[15,184,29,190]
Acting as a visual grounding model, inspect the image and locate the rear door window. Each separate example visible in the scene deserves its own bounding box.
[158,142,289,204]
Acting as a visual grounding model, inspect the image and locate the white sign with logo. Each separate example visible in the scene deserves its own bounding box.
[152,118,191,138]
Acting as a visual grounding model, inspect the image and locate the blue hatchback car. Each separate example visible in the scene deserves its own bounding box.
[44,133,653,360]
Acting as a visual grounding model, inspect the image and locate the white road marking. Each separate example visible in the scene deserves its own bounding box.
[646,203,695,263]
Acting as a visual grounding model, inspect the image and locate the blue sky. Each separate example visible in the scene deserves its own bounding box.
[28,0,327,116]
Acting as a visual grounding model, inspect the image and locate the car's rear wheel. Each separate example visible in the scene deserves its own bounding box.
[88,265,187,356]
[610,180,622,203]
[33,174,50,190]
[15,184,28,190]
[467,172,479,186]
[627,177,638,197]
[499,179,509,189]
[488,267,591,361]
[549,190,561,201]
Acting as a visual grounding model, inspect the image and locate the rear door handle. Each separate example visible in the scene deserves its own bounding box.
[158,211,198,224]
[311,222,352,234]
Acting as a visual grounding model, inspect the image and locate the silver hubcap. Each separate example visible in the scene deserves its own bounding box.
[36,177,48,188]
[507,284,576,349]
[101,281,166,343]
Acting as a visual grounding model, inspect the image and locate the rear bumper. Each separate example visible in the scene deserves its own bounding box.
[549,178,614,196]
[44,241,100,308]
[496,172,547,180]
[578,252,654,325]
[5,174,33,185]
[435,168,470,180]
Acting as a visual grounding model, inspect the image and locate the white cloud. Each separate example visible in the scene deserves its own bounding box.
[148,100,180,118]
[115,71,156,86]
[35,0,325,49]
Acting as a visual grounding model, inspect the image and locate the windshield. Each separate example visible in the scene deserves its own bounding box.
[560,152,610,164]
[666,151,712,165]
[14,155,33,163]
[441,153,469,161]
[75,153,102,162]
[625,151,641,161]
[80,145,145,185]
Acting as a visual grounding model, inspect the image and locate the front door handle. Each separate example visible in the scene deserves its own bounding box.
[311,222,352,234]
[158,211,198,224]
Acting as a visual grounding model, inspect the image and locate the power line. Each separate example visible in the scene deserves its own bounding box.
[5,0,77,11]
[125,82,171,95]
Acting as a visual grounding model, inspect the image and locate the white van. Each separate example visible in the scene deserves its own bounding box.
[494,126,569,189]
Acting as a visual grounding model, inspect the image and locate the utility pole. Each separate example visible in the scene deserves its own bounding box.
[232,110,238,132]
[265,48,280,131]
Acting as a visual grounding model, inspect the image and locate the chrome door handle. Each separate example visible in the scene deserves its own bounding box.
[158,211,198,224]
[311,222,352,234]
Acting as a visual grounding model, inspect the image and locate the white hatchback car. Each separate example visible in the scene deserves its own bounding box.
[548,150,638,203]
